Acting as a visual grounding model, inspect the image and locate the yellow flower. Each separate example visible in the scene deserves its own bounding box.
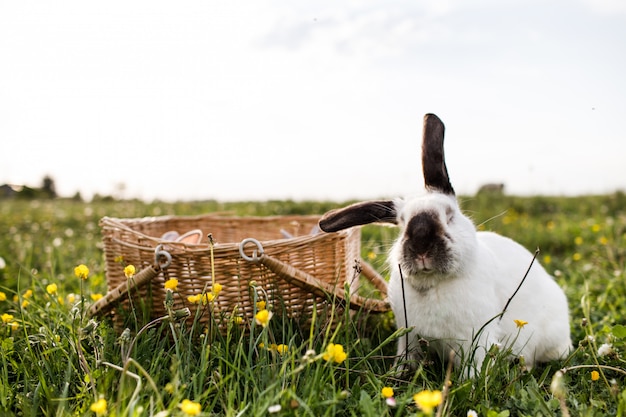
[46,283,58,295]
[1,313,14,323]
[574,236,583,245]
[598,236,608,245]
[256,300,266,311]
[323,343,347,364]
[90,398,107,415]
[188,294,201,304]
[543,255,552,265]
[514,319,528,329]
[164,278,178,291]
[74,264,90,280]
[591,370,600,381]
[275,344,289,355]
[90,293,103,301]
[212,282,223,295]
[572,253,582,262]
[67,293,77,304]
[255,309,273,328]
[21,300,29,309]
[381,386,394,398]
[9,321,19,331]
[413,390,442,415]
[23,289,33,299]
[0,291,6,301]
[591,224,601,233]
[124,264,136,279]
[188,293,214,305]
[367,251,376,260]
[233,316,244,325]
[179,399,201,416]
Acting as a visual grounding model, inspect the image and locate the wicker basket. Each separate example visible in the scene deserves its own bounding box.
[90,214,390,331]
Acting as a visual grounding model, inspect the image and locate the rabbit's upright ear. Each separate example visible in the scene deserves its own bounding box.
[422,114,455,196]
[319,200,397,233]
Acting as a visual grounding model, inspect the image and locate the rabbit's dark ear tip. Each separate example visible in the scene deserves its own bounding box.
[424,113,442,123]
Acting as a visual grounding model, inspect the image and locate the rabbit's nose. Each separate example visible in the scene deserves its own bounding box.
[405,211,441,241]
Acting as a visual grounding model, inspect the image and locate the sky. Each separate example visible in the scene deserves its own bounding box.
[1,0,625,202]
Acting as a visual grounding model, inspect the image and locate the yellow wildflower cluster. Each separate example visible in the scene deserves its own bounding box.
[259,342,289,355]
[514,319,528,329]
[255,309,273,328]
[186,282,223,306]
[413,389,442,415]
[74,264,90,280]
[164,278,178,291]
[90,398,107,415]
[323,343,347,364]
[2,313,18,331]
[46,283,58,295]
[179,399,201,415]
[124,264,136,278]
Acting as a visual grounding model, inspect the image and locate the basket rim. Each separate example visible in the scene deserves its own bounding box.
[100,214,355,255]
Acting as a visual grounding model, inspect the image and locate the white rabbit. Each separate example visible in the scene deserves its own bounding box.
[319,114,572,378]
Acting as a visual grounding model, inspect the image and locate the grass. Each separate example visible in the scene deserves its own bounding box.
[0,193,625,416]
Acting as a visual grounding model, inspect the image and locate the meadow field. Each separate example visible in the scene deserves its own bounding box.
[0,193,625,416]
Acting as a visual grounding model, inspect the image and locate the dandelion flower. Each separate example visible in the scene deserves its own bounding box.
[164,278,178,291]
[381,387,394,398]
[514,319,528,329]
[46,283,58,295]
[74,264,90,280]
[255,309,273,327]
[591,370,600,381]
[413,390,442,415]
[572,253,582,262]
[179,399,201,416]
[0,291,6,301]
[90,398,107,415]
[124,264,136,278]
[323,343,347,364]
[574,236,583,245]
[1,313,14,323]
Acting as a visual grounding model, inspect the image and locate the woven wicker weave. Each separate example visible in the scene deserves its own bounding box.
[92,214,389,331]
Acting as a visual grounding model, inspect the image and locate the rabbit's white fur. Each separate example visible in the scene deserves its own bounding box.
[388,193,572,376]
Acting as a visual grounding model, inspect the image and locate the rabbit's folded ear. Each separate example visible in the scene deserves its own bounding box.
[319,200,397,232]
[422,113,455,196]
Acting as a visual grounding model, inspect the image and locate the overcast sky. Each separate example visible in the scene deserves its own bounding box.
[1,1,625,201]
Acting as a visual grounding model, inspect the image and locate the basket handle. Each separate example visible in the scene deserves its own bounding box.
[239,238,390,313]
[88,245,172,317]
